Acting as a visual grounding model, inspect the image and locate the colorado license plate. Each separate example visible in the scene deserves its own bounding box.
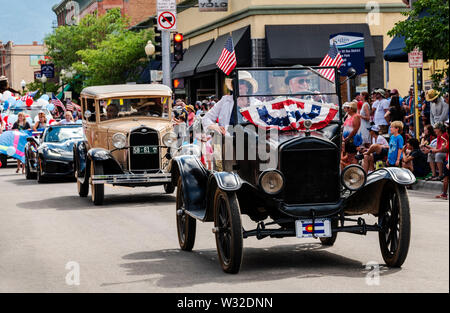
[132,146,158,154]
[295,218,332,238]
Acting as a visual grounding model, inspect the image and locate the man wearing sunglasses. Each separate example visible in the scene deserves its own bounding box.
[285,69,313,99]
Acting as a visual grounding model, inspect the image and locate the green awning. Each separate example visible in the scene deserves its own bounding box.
[57,83,71,100]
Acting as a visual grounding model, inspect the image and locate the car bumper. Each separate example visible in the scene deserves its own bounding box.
[91,173,171,185]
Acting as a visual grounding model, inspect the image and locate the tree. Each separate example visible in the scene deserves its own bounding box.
[388,0,449,92]
[74,28,152,86]
[44,9,128,70]
[44,9,152,95]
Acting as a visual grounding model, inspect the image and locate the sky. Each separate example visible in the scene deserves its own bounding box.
[0,0,57,44]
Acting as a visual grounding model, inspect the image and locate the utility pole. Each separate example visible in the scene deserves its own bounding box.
[161,30,172,89]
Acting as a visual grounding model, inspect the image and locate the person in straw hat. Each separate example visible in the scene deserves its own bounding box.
[202,70,261,135]
[426,89,449,126]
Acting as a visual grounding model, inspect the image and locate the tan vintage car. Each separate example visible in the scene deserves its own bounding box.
[73,84,178,205]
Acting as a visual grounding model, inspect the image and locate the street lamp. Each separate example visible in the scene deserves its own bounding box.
[145,41,155,57]
[41,74,47,94]
[145,41,155,83]
[20,80,26,95]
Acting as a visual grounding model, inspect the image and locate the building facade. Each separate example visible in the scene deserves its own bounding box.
[0,41,45,92]
[52,0,157,27]
[140,0,432,103]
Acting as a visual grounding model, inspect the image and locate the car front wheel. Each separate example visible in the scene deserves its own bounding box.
[90,162,104,205]
[176,177,196,251]
[378,182,411,267]
[213,189,243,274]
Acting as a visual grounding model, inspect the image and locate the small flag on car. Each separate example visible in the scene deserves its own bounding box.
[216,36,237,76]
[318,41,344,82]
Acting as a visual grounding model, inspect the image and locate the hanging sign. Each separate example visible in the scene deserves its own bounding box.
[199,0,228,12]
[330,32,365,76]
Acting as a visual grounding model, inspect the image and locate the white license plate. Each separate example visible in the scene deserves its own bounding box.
[132,146,158,154]
[295,218,332,238]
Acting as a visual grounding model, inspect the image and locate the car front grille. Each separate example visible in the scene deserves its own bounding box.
[44,161,73,174]
[280,139,340,204]
[129,127,160,172]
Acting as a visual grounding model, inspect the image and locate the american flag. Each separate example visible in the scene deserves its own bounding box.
[51,94,66,114]
[216,36,237,76]
[318,41,343,82]
[66,99,74,112]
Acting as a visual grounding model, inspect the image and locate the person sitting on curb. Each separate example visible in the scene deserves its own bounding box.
[359,125,389,173]
[402,138,430,178]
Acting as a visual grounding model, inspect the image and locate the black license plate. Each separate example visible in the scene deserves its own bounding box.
[132,146,158,154]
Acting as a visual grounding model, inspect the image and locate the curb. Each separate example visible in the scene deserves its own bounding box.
[411,179,445,194]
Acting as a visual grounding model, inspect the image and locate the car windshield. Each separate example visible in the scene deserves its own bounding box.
[8,107,51,120]
[99,97,170,121]
[233,68,340,130]
[44,126,83,143]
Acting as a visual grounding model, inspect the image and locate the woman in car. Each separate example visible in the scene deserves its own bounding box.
[33,111,48,131]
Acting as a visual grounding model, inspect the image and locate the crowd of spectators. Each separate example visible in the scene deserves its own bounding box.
[171,97,217,127]
[341,87,449,200]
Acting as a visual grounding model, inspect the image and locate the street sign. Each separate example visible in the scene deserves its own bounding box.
[330,32,365,76]
[408,48,423,68]
[157,11,176,31]
[40,63,55,78]
[157,0,176,11]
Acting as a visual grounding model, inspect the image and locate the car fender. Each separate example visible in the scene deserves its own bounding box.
[172,155,209,221]
[87,148,123,175]
[343,168,415,216]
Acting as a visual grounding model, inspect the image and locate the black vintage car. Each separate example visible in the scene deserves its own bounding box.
[24,124,84,182]
[170,67,415,274]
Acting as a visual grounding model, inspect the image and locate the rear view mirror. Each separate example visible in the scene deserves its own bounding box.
[84,110,92,119]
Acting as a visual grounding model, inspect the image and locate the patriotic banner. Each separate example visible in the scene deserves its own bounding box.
[239,98,338,131]
[0,130,31,163]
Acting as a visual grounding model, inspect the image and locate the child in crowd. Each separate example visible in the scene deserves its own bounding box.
[387,121,404,167]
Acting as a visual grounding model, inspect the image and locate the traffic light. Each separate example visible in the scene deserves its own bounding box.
[173,33,183,62]
[152,17,162,61]
[173,78,185,89]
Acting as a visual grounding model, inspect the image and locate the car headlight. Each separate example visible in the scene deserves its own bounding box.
[47,149,62,157]
[112,133,127,149]
[259,170,284,195]
[341,165,366,191]
[162,132,178,147]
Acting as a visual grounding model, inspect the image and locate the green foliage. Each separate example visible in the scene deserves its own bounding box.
[25,81,60,99]
[74,29,152,86]
[44,8,152,94]
[388,0,449,91]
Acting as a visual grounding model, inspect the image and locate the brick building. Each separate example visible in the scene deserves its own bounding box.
[52,0,157,27]
[0,41,45,92]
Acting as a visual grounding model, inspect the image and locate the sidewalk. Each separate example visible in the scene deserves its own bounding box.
[411,178,446,194]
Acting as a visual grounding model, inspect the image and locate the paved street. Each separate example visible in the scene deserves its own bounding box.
[0,164,448,293]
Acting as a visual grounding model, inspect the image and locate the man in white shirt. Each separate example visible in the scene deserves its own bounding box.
[202,71,259,135]
[372,89,390,134]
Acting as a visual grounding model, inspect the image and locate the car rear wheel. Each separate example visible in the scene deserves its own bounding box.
[176,177,196,251]
[164,183,175,194]
[319,219,338,246]
[90,162,104,205]
[378,182,411,268]
[213,189,243,274]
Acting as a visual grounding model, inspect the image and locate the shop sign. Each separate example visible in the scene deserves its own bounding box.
[330,32,365,76]
[199,0,228,12]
